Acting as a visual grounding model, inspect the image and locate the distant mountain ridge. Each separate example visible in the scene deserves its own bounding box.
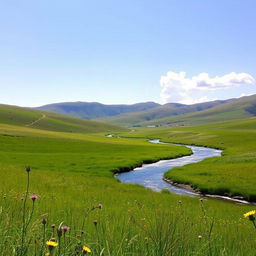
[35,94,256,127]
[36,101,160,119]
[101,100,233,126]
[106,94,256,127]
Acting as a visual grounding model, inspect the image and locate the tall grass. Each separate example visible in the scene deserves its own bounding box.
[0,121,255,255]
[0,165,255,255]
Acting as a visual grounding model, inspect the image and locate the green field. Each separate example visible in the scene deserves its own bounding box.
[0,105,256,255]
[121,118,256,201]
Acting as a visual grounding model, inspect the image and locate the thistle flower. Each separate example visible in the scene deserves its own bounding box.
[30,195,38,202]
[61,225,70,233]
[82,246,91,254]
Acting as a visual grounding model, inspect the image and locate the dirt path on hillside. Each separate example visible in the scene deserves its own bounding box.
[26,114,46,127]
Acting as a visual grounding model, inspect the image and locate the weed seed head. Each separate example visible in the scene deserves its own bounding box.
[25,166,31,172]
[57,228,62,237]
[42,218,47,225]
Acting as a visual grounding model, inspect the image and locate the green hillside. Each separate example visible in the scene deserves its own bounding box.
[141,94,256,127]
[100,100,231,126]
[0,104,125,133]
[103,94,256,127]
[36,101,160,119]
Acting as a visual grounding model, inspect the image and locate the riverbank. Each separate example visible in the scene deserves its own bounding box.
[116,140,222,197]
[120,120,256,203]
[163,177,253,205]
[116,138,254,204]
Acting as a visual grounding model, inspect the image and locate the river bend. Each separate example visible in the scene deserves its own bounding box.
[116,139,222,197]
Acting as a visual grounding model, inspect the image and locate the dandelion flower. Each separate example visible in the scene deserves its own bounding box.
[82,246,91,254]
[244,210,256,221]
[46,240,58,248]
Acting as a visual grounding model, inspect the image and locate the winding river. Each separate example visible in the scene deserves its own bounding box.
[115,139,251,204]
[116,139,221,196]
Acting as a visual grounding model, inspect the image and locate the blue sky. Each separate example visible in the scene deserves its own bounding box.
[0,0,256,106]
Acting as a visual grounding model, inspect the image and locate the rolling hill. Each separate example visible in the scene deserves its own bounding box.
[138,94,256,127]
[22,94,256,127]
[101,99,233,126]
[36,101,160,119]
[0,104,125,133]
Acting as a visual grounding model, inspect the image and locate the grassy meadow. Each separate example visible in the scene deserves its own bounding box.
[0,106,256,255]
[121,118,256,202]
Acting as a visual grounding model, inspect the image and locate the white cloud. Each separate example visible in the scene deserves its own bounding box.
[160,71,255,104]
[239,93,254,97]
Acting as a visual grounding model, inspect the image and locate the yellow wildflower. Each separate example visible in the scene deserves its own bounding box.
[45,253,50,256]
[82,246,91,254]
[46,240,58,248]
[244,210,256,220]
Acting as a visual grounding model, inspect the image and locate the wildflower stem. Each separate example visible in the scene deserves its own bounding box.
[41,223,46,255]
[252,220,256,229]
[24,201,35,233]
[21,170,30,254]
[43,224,46,242]
[63,234,66,256]
[58,237,61,256]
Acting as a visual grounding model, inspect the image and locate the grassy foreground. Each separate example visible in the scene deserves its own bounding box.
[0,118,256,255]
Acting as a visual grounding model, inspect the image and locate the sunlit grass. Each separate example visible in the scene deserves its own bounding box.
[0,118,256,255]
[121,118,256,201]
